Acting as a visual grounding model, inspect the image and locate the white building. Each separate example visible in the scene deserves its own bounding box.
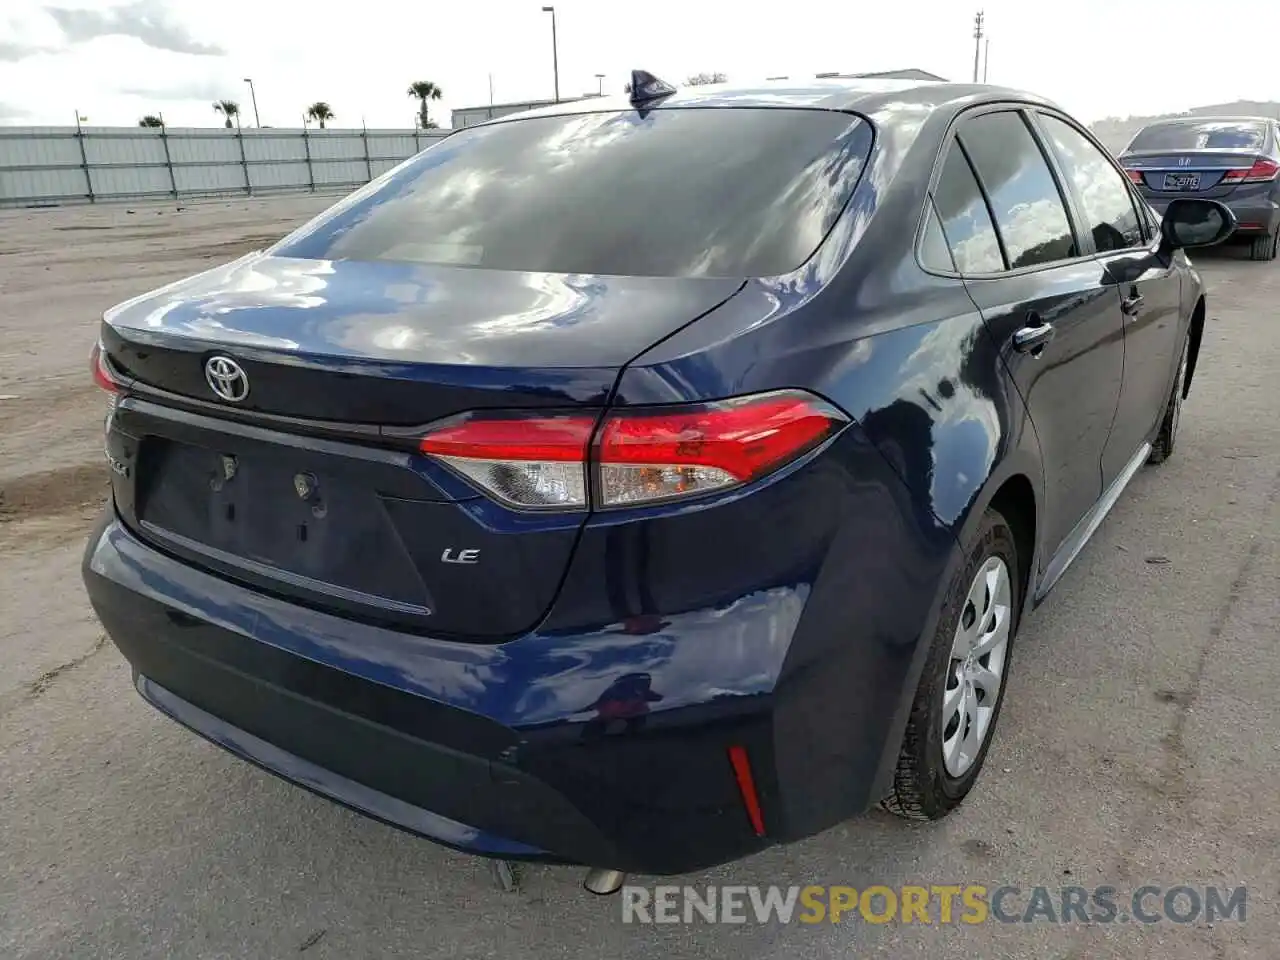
[451,94,603,129]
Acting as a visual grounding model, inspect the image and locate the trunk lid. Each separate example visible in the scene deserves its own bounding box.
[1120,149,1263,199]
[104,253,744,421]
[102,253,744,641]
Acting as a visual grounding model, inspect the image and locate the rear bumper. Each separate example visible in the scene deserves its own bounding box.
[85,501,952,874]
[1146,195,1280,234]
[84,512,777,873]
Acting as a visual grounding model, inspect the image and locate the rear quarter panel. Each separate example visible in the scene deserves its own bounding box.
[610,101,1045,826]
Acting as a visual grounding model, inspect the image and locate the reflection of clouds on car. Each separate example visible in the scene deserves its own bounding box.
[512,586,806,726]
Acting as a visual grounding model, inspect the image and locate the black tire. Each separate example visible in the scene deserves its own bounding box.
[1249,230,1279,262]
[882,508,1020,821]
[1147,334,1189,465]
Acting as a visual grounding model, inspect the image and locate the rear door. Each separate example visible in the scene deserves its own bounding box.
[1034,111,1184,480]
[933,108,1125,556]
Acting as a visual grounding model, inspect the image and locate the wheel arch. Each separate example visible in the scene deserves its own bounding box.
[950,430,1045,618]
[1184,295,1206,399]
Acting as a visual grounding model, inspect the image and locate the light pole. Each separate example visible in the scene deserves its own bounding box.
[243,78,260,127]
[541,6,560,102]
[971,11,985,84]
[595,73,605,96]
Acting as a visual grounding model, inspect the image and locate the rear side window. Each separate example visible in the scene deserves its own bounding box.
[1039,115,1144,252]
[1128,120,1266,152]
[959,112,1078,269]
[276,109,873,278]
[931,147,1004,274]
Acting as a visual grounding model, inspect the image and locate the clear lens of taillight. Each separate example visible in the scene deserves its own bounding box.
[594,392,846,507]
[419,412,594,509]
[417,390,847,511]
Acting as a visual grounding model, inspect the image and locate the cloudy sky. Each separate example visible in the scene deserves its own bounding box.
[1,0,1277,129]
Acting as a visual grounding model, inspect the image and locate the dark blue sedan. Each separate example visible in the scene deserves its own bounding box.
[82,72,1233,887]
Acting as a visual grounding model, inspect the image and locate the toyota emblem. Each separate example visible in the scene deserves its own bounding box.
[205,355,249,402]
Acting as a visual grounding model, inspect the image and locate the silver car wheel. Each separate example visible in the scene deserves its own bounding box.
[941,555,1012,778]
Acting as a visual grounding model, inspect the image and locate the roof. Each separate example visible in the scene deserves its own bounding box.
[1141,115,1277,124]
[452,94,602,114]
[478,77,1054,125]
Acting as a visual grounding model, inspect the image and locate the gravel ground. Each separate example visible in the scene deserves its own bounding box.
[1,197,1277,959]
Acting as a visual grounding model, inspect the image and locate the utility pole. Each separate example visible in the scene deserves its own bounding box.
[983,34,990,82]
[972,10,985,83]
[243,78,260,127]
[541,6,560,102]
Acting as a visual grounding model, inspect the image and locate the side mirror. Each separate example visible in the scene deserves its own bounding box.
[1159,198,1237,251]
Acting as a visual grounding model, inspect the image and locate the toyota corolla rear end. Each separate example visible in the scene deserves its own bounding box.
[82,96,948,875]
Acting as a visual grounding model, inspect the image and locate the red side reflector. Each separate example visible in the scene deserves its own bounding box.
[728,744,766,837]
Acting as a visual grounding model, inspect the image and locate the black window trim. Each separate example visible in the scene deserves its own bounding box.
[915,102,1099,280]
[1025,107,1156,254]
[920,196,959,272]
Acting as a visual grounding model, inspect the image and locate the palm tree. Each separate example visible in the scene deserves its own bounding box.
[213,100,239,128]
[138,115,164,128]
[407,81,443,130]
[306,101,334,129]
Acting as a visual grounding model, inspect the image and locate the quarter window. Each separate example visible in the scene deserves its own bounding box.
[1039,115,1143,252]
[919,200,957,272]
[931,146,1004,274]
[958,112,1078,269]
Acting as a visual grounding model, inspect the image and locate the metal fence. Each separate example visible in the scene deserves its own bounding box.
[0,125,451,207]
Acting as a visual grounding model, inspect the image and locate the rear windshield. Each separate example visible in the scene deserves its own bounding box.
[1127,120,1267,152]
[275,108,873,278]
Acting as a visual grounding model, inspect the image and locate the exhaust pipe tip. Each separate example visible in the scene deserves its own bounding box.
[583,868,627,896]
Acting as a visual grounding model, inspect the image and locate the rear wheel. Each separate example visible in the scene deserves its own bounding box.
[882,508,1020,821]
[1249,230,1279,262]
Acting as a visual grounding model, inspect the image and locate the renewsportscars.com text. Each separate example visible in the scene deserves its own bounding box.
[620,884,1247,925]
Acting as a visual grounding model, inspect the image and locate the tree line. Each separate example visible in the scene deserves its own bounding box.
[139,80,444,130]
[138,72,734,129]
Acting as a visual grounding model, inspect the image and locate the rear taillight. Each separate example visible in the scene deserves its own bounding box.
[1124,168,1144,184]
[1221,158,1280,184]
[594,392,844,506]
[90,341,121,397]
[418,390,847,511]
[419,412,593,509]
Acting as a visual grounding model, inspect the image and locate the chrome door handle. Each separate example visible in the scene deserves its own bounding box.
[1121,293,1144,316]
[1013,321,1055,354]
